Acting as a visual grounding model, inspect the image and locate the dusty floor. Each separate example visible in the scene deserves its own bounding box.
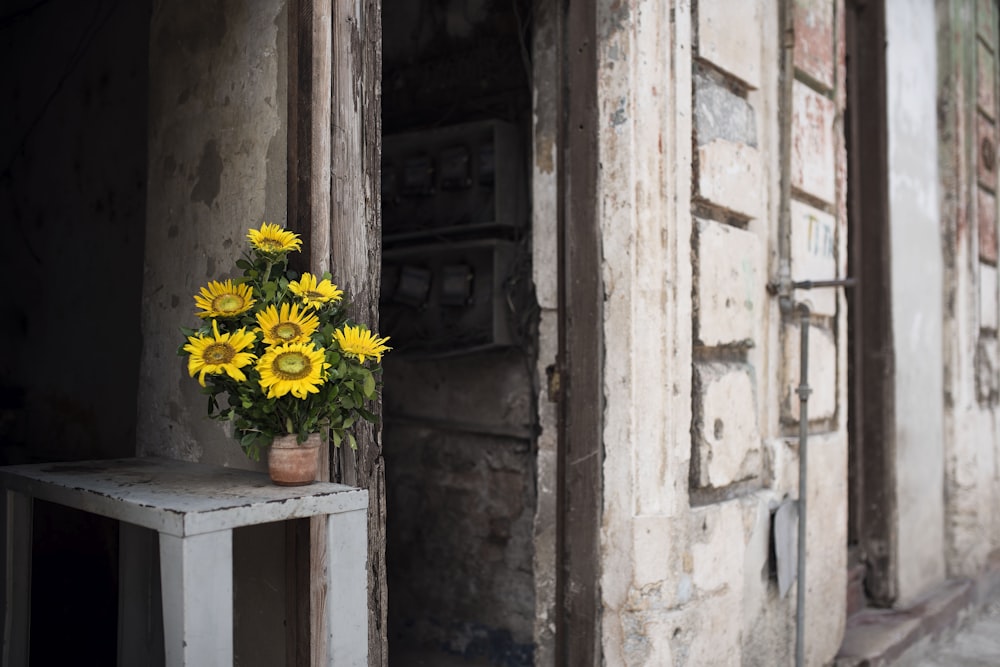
[904,599,1000,666]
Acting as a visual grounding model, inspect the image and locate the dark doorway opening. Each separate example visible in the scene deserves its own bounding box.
[845,0,897,613]
[1,0,151,662]
[379,2,538,666]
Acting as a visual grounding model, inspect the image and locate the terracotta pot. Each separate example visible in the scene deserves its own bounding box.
[268,433,322,486]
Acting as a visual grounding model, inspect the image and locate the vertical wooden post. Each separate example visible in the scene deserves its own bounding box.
[287,2,337,665]
[556,1,602,665]
[329,1,386,665]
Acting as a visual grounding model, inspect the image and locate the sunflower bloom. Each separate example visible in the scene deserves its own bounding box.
[255,302,319,345]
[194,280,255,319]
[257,342,328,399]
[184,320,257,386]
[288,273,343,308]
[247,222,302,254]
[333,325,391,364]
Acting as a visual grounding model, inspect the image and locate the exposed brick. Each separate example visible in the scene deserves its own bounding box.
[695,218,762,347]
[977,114,997,192]
[697,140,763,218]
[978,41,995,120]
[782,320,837,423]
[791,199,838,316]
[794,0,835,90]
[981,263,998,330]
[697,0,761,88]
[979,188,998,264]
[791,81,836,204]
[693,362,761,488]
[694,71,757,147]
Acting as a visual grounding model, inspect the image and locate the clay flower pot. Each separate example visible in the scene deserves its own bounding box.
[268,433,321,485]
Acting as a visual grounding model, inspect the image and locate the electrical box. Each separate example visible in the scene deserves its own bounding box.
[381,119,527,243]
[381,239,518,357]
[380,119,529,357]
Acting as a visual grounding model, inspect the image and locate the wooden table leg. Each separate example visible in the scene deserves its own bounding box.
[325,508,367,666]
[159,530,233,667]
[2,489,32,667]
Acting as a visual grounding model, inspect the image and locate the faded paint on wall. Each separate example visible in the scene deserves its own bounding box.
[593,0,849,664]
[939,0,1000,583]
[886,0,947,605]
[138,0,288,467]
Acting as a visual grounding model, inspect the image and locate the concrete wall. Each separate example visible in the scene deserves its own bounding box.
[138,0,288,467]
[885,0,947,606]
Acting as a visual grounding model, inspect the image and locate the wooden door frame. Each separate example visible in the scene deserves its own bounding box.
[287,1,386,665]
[845,0,898,607]
[555,0,603,664]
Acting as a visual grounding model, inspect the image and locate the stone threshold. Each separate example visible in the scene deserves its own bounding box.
[835,554,1000,667]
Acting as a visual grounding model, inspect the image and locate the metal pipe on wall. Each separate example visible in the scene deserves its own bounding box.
[794,303,812,667]
[777,0,796,315]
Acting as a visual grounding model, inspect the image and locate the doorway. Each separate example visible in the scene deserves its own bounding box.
[845,0,897,611]
[378,2,538,665]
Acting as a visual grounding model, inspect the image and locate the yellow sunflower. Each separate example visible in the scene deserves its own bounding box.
[193,279,255,319]
[257,342,328,399]
[247,222,302,254]
[184,320,257,386]
[333,325,391,364]
[288,273,343,308]
[255,302,319,345]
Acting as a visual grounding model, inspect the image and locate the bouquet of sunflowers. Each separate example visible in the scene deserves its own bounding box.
[179,223,390,460]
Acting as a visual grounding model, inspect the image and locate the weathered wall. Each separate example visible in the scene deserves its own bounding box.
[0,2,150,661]
[138,0,288,466]
[594,0,848,664]
[939,0,1000,580]
[885,0,947,605]
[138,2,288,664]
[383,354,536,664]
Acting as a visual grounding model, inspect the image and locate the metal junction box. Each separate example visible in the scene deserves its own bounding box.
[380,120,528,356]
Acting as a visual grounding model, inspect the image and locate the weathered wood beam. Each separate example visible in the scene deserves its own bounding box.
[329,1,387,665]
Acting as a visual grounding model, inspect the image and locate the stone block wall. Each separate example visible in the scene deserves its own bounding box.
[686,0,848,662]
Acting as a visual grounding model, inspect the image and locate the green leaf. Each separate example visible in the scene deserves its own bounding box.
[348,433,357,451]
[332,429,343,448]
[362,370,376,398]
[236,259,252,270]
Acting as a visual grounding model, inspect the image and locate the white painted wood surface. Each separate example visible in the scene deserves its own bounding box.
[160,530,233,665]
[0,457,369,666]
[326,507,368,666]
[0,457,368,536]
